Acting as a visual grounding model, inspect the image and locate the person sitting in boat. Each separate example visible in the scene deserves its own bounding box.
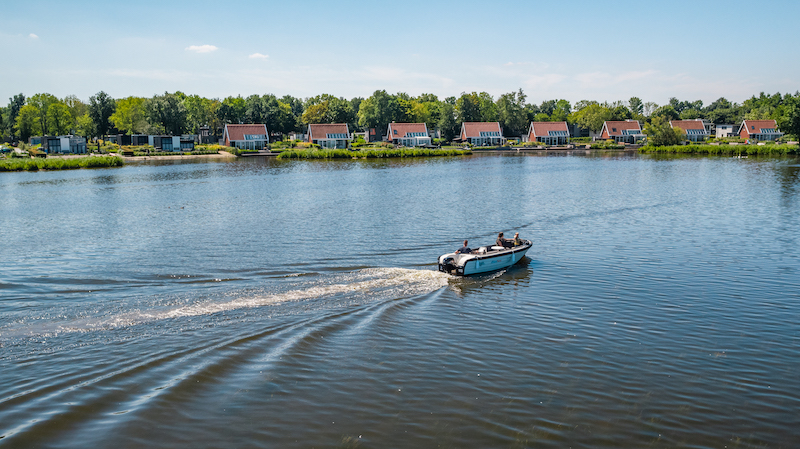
[456,240,471,254]
[496,232,513,249]
[513,232,522,246]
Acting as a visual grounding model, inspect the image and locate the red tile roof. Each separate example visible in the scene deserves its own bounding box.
[224,124,268,142]
[308,123,350,141]
[601,120,641,137]
[670,120,706,131]
[387,122,428,139]
[740,120,779,135]
[529,121,569,138]
[461,122,503,139]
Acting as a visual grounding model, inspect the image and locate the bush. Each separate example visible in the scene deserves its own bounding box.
[639,143,798,156]
[588,141,625,150]
[0,155,124,171]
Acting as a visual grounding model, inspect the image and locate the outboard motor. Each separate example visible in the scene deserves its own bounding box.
[439,256,457,274]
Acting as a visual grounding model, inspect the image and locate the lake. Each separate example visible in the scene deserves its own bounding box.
[1,153,799,448]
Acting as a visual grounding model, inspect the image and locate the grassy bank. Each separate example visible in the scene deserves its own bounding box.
[0,155,124,171]
[639,144,798,156]
[277,148,472,159]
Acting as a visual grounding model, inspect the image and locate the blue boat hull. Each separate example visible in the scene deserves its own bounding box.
[438,240,532,276]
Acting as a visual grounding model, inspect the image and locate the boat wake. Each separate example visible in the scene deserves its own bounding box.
[1,268,451,339]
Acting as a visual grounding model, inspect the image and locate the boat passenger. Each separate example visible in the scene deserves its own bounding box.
[513,232,522,246]
[496,232,512,249]
[456,240,471,254]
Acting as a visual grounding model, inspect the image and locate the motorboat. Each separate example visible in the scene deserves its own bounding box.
[438,239,532,276]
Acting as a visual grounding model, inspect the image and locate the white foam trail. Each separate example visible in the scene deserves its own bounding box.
[130,268,448,322]
[8,268,451,336]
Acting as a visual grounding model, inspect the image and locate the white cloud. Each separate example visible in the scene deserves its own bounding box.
[29,33,38,39]
[185,45,218,53]
[248,53,269,60]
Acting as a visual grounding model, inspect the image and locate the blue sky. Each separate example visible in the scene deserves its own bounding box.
[2,0,799,106]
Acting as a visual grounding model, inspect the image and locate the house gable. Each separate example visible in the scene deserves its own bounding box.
[224,124,269,146]
[308,124,350,142]
[738,120,782,140]
[600,120,641,138]
[387,122,429,140]
[528,122,569,139]
[462,122,503,139]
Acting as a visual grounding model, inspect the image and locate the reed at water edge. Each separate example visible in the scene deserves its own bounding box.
[638,144,798,156]
[0,155,125,172]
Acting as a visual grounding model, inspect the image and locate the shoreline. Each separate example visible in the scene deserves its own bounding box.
[6,144,797,167]
[122,151,238,161]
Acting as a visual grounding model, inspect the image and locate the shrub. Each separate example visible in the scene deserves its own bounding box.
[639,143,798,156]
[0,155,124,171]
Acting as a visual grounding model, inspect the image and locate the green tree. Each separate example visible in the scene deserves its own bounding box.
[437,101,459,141]
[184,95,215,134]
[643,102,659,118]
[539,100,558,116]
[743,105,774,120]
[456,92,481,123]
[411,94,442,132]
[75,113,95,139]
[63,95,88,124]
[349,97,364,127]
[610,105,632,121]
[393,93,414,123]
[477,92,498,121]
[358,90,402,131]
[496,89,528,136]
[88,91,116,138]
[15,104,42,141]
[652,105,679,121]
[280,95,304,132]
[679,108,703,120]
[628,97,644,117]
[110,96,147,135]
[301,94,355,126]
[272,100,295,135]
[28,93,59,135]
[643,115,683,146]
[245,94,269,124]
[6,94,25,136]
[145,92,187,135]
[244,94,296,136]
[777,96,800,139]
[550,100,571,122]
[569,103,611,133]
[219,96,246,125]
[46,103,73,135]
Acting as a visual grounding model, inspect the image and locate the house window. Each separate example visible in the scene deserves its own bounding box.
[393,129,397,135]
[161,137,173,151]
[180,141,194,150]
[47,139,61,153]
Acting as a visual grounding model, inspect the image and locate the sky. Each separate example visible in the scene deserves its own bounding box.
[2,0,799,106]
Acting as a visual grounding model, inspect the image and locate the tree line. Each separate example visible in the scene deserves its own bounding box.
[2,89,799,144]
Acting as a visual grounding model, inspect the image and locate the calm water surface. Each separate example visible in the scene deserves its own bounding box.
[1,153,799,448]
